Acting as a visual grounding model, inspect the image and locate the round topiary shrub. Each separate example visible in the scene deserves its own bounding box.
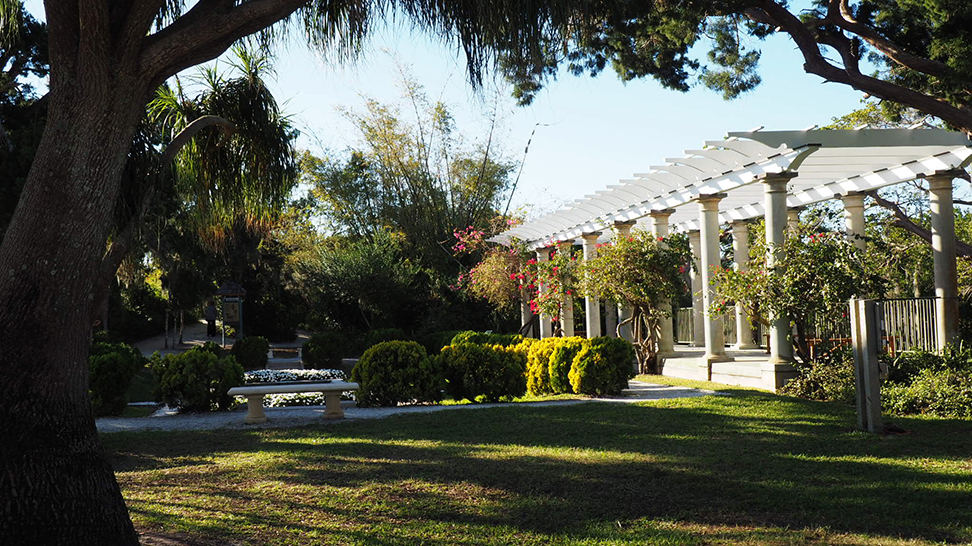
[303,331,347,370]
[231,336,270,371]
[568,337,635,396]
[151,345,244,411]
[351,341,442,407]
[88,341,145,416]
[438,343,527,403]
[549,337,588,394]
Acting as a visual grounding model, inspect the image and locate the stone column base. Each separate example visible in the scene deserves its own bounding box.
[761,362,798,391]
[699,354,733,381]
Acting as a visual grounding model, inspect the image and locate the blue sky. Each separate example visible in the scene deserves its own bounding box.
[24,2,868,218]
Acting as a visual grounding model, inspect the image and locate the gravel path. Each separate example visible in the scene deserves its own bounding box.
[97,381,715,433]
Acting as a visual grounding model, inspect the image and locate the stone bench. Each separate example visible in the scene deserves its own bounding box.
[228,381,359,424]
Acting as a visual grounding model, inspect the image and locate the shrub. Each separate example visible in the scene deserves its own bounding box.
[438,343,527,403]
[525,338,560,395]
[88,342,145,416]
[451,331,524,347]
[231,336,270,371]
[151,346,243,411]
[549,337,588,394]
[303,331,347,370]
[780,347,857,404]
[363,328,409,351]
[419,330,464,355]
[883,368,972,418]
[352,341,441,407]
[568,337,635,396]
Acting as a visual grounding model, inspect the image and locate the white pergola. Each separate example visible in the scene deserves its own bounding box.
[494,128,972,386]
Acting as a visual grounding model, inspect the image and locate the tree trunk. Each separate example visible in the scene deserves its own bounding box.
[0,68,147,544]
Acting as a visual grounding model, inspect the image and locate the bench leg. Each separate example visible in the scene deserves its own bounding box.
[244,395,267,424]
[323,393,345,419]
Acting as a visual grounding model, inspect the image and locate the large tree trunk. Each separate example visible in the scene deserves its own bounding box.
[0,65,148,545]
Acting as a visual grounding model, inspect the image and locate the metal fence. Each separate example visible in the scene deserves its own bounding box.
[881,297,939,353]
[676,298,939,353]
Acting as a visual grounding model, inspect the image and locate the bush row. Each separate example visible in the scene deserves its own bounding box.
[351,334,636,407]
[88,341,146,416]
[151,343,243,412]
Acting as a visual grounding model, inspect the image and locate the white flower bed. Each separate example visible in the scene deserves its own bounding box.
[244,368,345,383]
[238,368,354,407]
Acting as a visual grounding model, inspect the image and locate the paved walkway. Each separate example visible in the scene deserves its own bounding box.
[132,321,310,357]
[96,381,715,434]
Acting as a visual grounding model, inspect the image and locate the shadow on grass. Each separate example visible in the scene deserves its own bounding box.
[105,391,972,545]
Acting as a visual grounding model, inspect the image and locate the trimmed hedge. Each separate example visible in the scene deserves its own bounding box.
[231,336,270,371]
[526,338,560,395]
[451,331,525,347]
[352,341,441,407]
[151,344,243,411]
[438,343,527,402]
[89,341,145,416]
[303,331,347,370]
[568,337,635,396]
[419,330,463,355]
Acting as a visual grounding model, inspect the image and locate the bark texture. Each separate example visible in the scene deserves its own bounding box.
[0,1,304,543]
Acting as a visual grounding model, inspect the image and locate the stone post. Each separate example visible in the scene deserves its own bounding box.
[581,233,602,338]
[731,221,758,349]
[697,194,728,363]
[650,210,676,356]
[688,230,705,348]
[762,173,796,363]
[842,192,867,252]
[929,172,960,351]
[604,302,619,337]
[561,292,575,337]
[614,221,636,342]
[537,247,553,339]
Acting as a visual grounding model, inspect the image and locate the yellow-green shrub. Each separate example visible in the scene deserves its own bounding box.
[526,338,561,395]
[568,337,635,395]
[549,337,588,394]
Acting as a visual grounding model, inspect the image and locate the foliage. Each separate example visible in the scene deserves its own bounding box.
[351,341,442,407]
[549,337,587,394]
[525,337,561,395]
[568,337,635,396]
[579,230,689,372]
[779,346,857,405]
[417,330,464,356]
[363,328,409,350]
[712,228,885,364]
[302,331,347,370]
[466,244,533,311]
[151,345,243,411]
[884,368,972,419]
[437,343,527,403]
[88,342,145,416]
[302,73,515,272]
[230,336,270,371]
[451,331,524,347]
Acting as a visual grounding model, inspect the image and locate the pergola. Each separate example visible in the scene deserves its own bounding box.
[493,128,972,388]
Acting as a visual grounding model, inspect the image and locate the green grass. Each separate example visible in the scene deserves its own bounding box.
[103,390,972,546]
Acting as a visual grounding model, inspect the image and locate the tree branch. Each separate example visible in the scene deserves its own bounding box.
[751,0,972,136]
[139,0,306,87]
[868,191,972,257]
[160,114,235,166]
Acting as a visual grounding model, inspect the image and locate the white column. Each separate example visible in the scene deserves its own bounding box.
[688,230,705,347]
[650,210,675,355]
[604,303,618,337]
[731,221,758,349]
[929,172,960,350]
[787,207,802,233]
[581,233,602,338]
[537,248,553,339]
[561,292,575,337]
[520,288,535,338]
[842,192,867,252]
[614,222,636,342]
[763,174,795,363]
[697,194,728,360]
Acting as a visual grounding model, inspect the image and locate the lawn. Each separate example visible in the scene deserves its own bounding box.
[103,383,972,546]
